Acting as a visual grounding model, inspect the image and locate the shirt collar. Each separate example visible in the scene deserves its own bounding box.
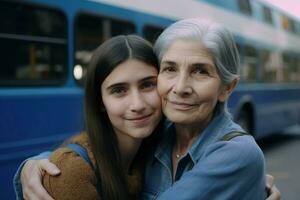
[153,110,243,165]
[152,121,174,166]
[188,111,231,163]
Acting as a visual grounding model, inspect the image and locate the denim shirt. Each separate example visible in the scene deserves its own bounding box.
[141,111,266,200]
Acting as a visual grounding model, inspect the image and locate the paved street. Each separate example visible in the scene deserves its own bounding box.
[258,131,300,200]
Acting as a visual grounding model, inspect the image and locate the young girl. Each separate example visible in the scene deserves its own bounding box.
[21,35,163,200]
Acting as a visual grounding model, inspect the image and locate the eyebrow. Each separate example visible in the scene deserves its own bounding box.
[105,76,157,91]
[162,60,214,68]
[139,76,157,82]
[192,62,216,70]
[161,60,176,65]
[191,63,208,67]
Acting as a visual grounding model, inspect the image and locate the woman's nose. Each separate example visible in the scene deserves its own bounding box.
[172,73,192,96]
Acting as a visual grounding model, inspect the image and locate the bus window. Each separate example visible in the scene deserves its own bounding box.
[111,19,135,37]
[261,50,284,82]
[297,23,300,35]
[143,25,164,44]
[0,1,67,86]
[281,15,296,33]
[282,53,295,82]
[261,50,272,82]
[296,57,300,81]
[289,56,299,82]
[74,14,135,85]
[262,6,273,25]
[237,0,252,16]
[283,53,299,82]
[241,45,257,82]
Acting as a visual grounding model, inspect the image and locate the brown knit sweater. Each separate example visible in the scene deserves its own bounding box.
[42,133,142,200]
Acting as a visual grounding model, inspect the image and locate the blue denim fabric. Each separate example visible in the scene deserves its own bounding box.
[13,152,51,200]
[141,111,266,200]
[13,111,266,200]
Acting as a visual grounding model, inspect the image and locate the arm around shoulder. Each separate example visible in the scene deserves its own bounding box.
[42,148,100,200]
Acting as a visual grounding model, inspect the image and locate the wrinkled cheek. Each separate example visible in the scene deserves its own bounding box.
[159,99,168,113]
[157,75,169,97]
[153,93,162,109]
[196,102,215,119]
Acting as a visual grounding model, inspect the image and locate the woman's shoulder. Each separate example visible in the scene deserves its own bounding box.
[205,134,265,168]
[222,134,262,153]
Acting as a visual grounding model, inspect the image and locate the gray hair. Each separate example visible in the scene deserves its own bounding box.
[154,18,240,114]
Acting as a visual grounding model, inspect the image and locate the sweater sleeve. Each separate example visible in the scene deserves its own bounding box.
[156,136,267,200]
[42,148,100,200]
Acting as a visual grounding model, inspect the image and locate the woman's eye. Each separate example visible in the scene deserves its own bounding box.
[161,65,176,73]
[192,65,209,75]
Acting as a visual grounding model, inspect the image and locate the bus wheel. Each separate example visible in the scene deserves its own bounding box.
[237,109,251,134]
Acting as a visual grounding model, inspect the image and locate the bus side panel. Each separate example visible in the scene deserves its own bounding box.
[230,86,300,139]
[0,90,84,199]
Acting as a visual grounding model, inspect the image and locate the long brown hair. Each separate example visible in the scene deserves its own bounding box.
[84,35,163,200]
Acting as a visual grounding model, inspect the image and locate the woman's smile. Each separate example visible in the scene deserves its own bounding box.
[165,98,198,111]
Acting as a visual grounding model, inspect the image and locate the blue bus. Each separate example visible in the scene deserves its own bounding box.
[1,0,300,198]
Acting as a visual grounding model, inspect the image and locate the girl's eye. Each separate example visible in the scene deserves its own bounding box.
[110,87,127,96]
[140,81,157,90]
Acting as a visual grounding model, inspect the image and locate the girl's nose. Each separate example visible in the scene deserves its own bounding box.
[129,91,146,113]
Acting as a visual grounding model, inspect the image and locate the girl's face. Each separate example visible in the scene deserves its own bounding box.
[101,59,162,141]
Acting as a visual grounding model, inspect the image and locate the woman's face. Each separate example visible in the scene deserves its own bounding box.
[101,59,162,140]
[157,40,231,128]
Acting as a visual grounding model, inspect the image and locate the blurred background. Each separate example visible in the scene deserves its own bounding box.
[0,0,300,199]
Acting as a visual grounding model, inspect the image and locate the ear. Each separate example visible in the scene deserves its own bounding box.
[218,78,238,102]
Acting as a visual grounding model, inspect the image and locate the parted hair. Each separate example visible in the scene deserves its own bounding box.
[85,35,163,200]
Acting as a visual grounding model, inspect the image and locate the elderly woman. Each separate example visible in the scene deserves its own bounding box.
[141,18,266,199]
[15,19,280,200]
